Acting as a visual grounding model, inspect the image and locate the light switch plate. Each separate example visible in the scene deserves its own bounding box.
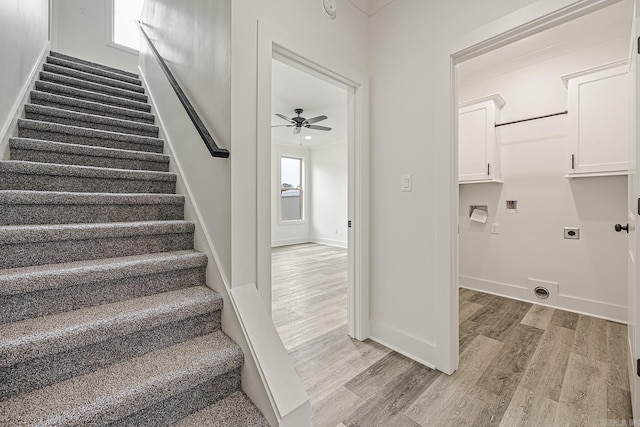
[401,174,412,192]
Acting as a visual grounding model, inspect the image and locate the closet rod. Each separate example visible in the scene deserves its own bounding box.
[495,110,567,128]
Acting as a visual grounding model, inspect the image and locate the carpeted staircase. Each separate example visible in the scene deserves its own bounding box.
[0,51,268,426]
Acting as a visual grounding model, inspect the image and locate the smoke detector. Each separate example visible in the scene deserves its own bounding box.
[322,0,337,19]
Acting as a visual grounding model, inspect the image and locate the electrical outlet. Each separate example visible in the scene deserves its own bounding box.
[79,6,87,15]
[491,223,499,234]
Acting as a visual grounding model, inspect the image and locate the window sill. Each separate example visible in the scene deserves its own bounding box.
[106,40,140,56]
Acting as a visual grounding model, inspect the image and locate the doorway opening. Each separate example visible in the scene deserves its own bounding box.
[270,57,350,350]
[452,0,634,419]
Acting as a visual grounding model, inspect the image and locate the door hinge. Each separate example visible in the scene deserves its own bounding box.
[637,359,640,377]
[571,154,575,170]
[638,37,640,54]
[638,198,640,216]
[348,220,352,228]
[487,163,490,176]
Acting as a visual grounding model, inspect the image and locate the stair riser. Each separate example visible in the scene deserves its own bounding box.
[40,72,148,103]
[50,51,140,79]
[46,57,142,86]
[114,369,241,427]
[0,267,205,324]
[24,111,159,138]
[30,95,155,124]
[35,81,151,113]
[10,147,169,172]
[43,63,145,94]
[1,311,221,400]
[0,232,193,269]
[18,127,163,154]
[0,173,175,194]
[0,202,183,226]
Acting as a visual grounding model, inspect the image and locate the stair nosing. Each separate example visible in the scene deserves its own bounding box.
[0,220,194,245]
[42,63,145,94]
[0,331,242,426]
[30,90,155,122]
[24,104,159,135]
[0,160,175,181]
[40,71,148,103]
[34,81,152,112]
[10,138,169,164]
[0,286,222,367]
[0,249,205,296]
[18,119,163,147]
[46,56,142,86]
[49,51,140,79]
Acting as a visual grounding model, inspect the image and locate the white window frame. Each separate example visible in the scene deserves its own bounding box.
[278,154,306,224]
[105,0,141,55]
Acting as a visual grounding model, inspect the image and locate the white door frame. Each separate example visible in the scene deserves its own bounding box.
[446,0,628,373]
[256,20,370,340]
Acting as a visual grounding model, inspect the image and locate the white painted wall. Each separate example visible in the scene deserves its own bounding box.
[271,143,311,247]
[230,0,370,291]
[459,37,629,321]
[140,0,231,280]
[310,141,348,247]
[0,0,49,155]
[51,0,138,73]
[369,0,546,371]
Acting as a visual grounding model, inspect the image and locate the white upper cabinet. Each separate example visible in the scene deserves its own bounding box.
[458,94,505,184]
[563,62,630,177]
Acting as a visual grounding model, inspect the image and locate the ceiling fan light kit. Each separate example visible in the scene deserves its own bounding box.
[272,108,332,135]
[322,0,337,19]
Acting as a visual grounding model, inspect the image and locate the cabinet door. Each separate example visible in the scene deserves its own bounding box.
[568,67,630,175]
[459,102,494,182]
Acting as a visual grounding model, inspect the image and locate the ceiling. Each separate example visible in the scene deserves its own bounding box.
[347,0,397,16]
[459,0,633,85]
[271,59,348,148]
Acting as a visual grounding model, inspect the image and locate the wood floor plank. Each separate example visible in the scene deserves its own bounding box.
[272,247,632,426]
[550,310,579,330]
[573,315,609,363]
[459,301,484,324]
[499,387,558,427]
[520,325,575,402]
[311,386,363,427]
[606,321,629,391]
[477,324,544,397]
[404,335,503,426]
[344,362,439,427]
[554,353,608,427]
[521,304,555,330]
[607,384,632,424]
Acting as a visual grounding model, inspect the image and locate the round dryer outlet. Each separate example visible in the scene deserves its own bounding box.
[322,0,337,19]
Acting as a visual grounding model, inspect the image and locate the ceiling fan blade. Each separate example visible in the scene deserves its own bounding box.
[293,127,302,135]
[304,115,328,125]
[275,113,294,123]
[306,125,332,131]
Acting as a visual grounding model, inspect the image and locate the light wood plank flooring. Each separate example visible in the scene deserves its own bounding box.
[272,243,632,426]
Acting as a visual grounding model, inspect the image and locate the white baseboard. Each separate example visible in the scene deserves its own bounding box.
[0,41,50,159]
[310,237,347,248]
[459,275,626,323]
[271,237,311,247]
[369,319,437,370]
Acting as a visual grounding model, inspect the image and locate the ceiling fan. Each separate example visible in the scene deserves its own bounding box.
[272,108,332,135]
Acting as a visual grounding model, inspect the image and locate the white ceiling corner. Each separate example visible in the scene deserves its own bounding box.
[346,0,397,16]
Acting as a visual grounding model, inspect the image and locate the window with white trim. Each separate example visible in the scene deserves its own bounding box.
[280,156,304,221]
[107,0,145,53]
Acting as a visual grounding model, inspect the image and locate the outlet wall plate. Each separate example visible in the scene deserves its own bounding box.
[564,227,580,239]
[322,0,337,19]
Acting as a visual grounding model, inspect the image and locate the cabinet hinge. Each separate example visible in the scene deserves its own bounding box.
[487,163,490,176]
[571,154,575,170]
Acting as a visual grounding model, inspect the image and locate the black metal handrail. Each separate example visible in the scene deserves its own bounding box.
[136,21,229,158]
